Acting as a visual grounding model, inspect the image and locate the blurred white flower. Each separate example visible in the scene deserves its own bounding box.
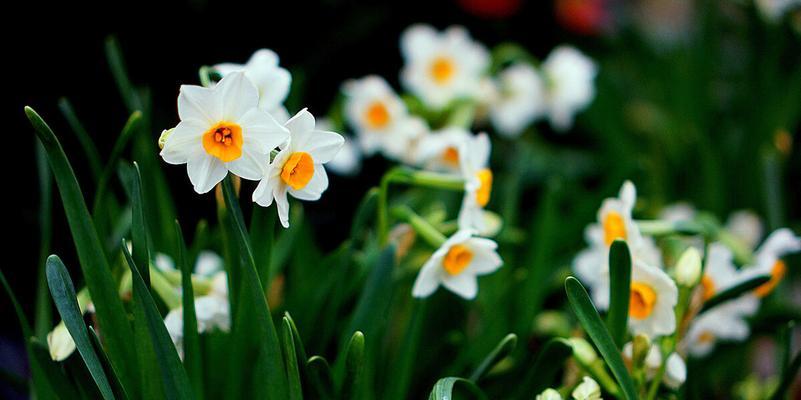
[490,63,546,137]
[622,341,687,389]
[214,49,292,123]
[194,251,224,277]
[744,228,801,297]
[659,202,696,222]
[457,133,493,233]
[253,109,344,228]
[725,210,763,250]
[316,117,362,176]
[412,230,502,299]
[400,24,490,109]
[573,181,663,309]
[628,260,678,338]
[416,127,472,172]
[675,247,702,287]
[164,293,230,360]
[537,388,563,400]
[756,0,801,23]
[47,323,76,362]
[685,305,751,357]
[541,46,598,131]
[160,72,290,194]
[572,376,601,400]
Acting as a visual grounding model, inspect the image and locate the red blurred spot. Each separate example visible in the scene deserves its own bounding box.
[555,0,608,35]
[458,0,522,18]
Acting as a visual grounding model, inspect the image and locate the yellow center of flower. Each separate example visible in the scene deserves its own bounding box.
[754,260,786,298]
[475,169,493,207]
[443,244,473,276]
[698,331,715,344]
[629,281,657,320]
[280,152,315,190]
[603,211,627,246]
[202,122,243,162]
[701,274,716,301]
[364,101,391,129]
[443,146,460,166]
[430,57,456,85]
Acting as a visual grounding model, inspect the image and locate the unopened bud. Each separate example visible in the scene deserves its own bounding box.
[158,128,174,150]
[676,247,702,287]
[568,337,598,365]
[47,323,76,361]
[572,376,601,400]
[536,388,563,400]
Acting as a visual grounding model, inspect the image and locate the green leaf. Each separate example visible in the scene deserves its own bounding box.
[92,111,142,219]
[340,331,365,400]
[129,162,150,287]
[428,377,488,400]
[221,177,288,398]
[176,221,203,398]
[105,36,142,112]
[606,240,631,348]
[250,205,276,285]
[88,327,131,399]
[307,356,335,400]
[45,256,115,400]
[57,97,102,183]
[26,106,137,390]
[770,348,801,400]
[34,139,54,341]
[469,333,517,382]
[385,300,428,400]
[515,338,573,397]
[122,243,194,400]
[565,277,637,400]
[281,317,304,400]
[699,274,771,314]
[344,244,396,344]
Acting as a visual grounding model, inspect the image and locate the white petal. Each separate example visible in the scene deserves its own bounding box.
[252,177,276,207]
[285,108,316,142]
[178,85,219,124]
[239,108,290,155]
[412,259,442,298]
[160,120,205,165]
[306,131,345,163]
[275,186,291,228]
[227,147,268,181]
[216,72,260,121]
[441,273,478,299]
[187,152,228,194]
[290,164,328,201]
[619,180,637,210]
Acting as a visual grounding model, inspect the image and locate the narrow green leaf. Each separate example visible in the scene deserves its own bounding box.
[34,140,54,341]
[699,274,771,314]
[385,300,427,400]
[45,256,115,400]
[122,243,194,400]
[606,240,631,348]
[427,377,488,400]
[88,327,131,399]
[770,348,801,400]
[565,277,637,400]
[341,331,365,400]
[92,111,142,218]
[250,205,275,285]
[284,312,309,365]
[515,338,573,397]
[105,36,142,112]
[26,106,136,389]
[221,177,288,398]
[307,356,335,400]
[130,162,150,286]
[282,317,304,400]
[469,333,517,382]
[57,97,103,183]
[344,244,396,345]
[176,221,203,399]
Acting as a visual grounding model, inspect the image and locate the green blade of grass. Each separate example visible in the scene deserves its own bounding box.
[469,333,517,383]
[428,377,488,400]
[57,97,103,183]
[26,106,137,391]
[176,221,203,399]
[606,240,631,348]
[565,277,637,400]
[45,256,115,400]
[221,176,288,398]
[699,274,771,314]
[122,243,194,400]
[340,331,365,400]
[307,356,335,400]
[281,317,304,400]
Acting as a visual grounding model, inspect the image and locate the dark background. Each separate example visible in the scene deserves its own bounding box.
[3,0,577,384]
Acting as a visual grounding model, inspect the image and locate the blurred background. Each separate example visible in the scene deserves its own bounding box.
[4,0,801,398]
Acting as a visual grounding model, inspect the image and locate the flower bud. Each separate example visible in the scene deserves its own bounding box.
[632,333,651,368]
[47,322,76,361]
[158,128,174,150]
[536,388,563,400]
[568,337,598,365]
[572,376,601,400]
[675,247,702,287]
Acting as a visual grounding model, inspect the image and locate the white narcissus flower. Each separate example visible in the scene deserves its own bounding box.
[252,109,344,228]
[623,342,687,389]
[573,181,663,309]
[628,260,678,337]
[214,49,292,123]
[343,76,420,161]
[316,117,362,177]
[536,388,563,400]
[400,24,490,109]
[457,133,493,233]
[416,127,471,172]
[194,250,224,277]
[725,210,763,250]
[541,46,597,131]
[490,63,546,137]
[572,376,602,400]
[685,306,752,357]
[47,323,76,362]
[745,228,801,297]
[412,230,502,299]
[160,72,290,194]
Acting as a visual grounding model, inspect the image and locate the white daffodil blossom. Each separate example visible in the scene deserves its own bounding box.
[627,260,678,337]
[400,24,490,109]
[252,109,344,228]
[756,0,801,22]
[571,376,602,400]
[160,72,290,194]
[623,342,687,389]
[685,305,752,357]
[457,133,493,233]
[214,49,292,123]
[725,210,763,250]
[412,230,502,299]
[490,63,546,137]
[343,76,423,162]
[573,181,663,309]
[316,117,362,176]
[742,228,801,298]
[416,127,472,172]
[541,45,598,131]
[537,388,563,400]
[194,250,224,277]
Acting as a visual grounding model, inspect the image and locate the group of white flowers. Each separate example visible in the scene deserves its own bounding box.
[572,180,801,389]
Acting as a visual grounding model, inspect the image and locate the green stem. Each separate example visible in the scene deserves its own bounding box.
[391,206,447,248]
